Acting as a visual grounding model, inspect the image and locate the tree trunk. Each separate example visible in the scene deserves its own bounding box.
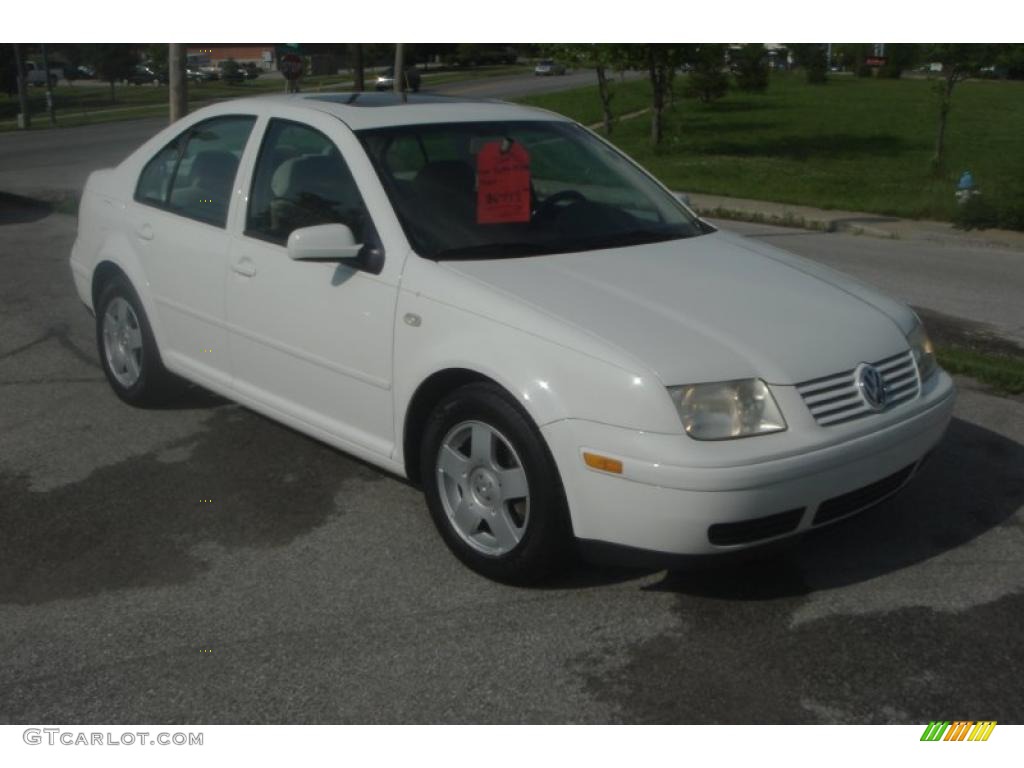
[13,43,30,129]
[352,44,365,91]
[648,53,664,146]
[931,73,955,174]
[394,43,406,101]
[41,43,56,126]
[595,65,613,135]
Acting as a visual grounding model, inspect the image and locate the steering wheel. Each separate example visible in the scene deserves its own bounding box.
[532,189,587,222]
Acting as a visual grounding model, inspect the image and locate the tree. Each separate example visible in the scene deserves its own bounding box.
[351,43,365,91]
[618,45,694,145]
[1,44,18,97]
[89,44,138,103]
[543,44,630,135]
[685,44,729,103]
[878,44,919,79]
[924,44,996,174]
[731,43,770,93]
[146,43,168,72]
[996,44,1024,79]
[789,43,828,84]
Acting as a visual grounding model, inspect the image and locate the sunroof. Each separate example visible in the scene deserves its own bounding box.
[305,92,475,107]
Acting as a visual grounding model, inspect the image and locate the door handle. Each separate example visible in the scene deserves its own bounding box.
[231,258,257,277]
[136,223,154,241]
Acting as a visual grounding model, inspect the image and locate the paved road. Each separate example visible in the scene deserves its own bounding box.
[714,219,1024,346]
[1,202,1022,723]
[0,70,630,202]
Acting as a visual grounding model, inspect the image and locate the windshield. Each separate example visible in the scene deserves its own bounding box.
[357,120,709,260]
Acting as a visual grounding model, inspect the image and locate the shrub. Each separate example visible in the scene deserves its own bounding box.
[953,195,1024,231]
[731,44,770,93]
[684,44,729,103]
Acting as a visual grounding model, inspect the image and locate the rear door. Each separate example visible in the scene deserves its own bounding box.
[127,114,256,389]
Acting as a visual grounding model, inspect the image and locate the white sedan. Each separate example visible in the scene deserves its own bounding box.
[69,92,956,583]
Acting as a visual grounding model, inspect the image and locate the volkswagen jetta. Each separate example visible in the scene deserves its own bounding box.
[69,92,956,582]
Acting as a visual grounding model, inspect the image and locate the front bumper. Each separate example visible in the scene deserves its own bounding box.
[541,371,956,561]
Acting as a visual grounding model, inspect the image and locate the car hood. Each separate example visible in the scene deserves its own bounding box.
[441,230,915,386]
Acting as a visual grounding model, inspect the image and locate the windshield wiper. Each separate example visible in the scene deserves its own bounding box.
[433,242,559,260]
[580,227,693,250]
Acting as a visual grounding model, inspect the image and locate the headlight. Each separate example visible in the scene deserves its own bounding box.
[667,379,787,440]
[907,318,937,381]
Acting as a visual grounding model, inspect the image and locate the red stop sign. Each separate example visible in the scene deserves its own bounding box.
[280,53,303,80]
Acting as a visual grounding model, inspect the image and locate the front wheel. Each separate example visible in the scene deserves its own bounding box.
[420,382,572,584]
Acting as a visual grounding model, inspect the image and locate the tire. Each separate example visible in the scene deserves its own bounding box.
[420,382,573,584]
[94,274,176,406]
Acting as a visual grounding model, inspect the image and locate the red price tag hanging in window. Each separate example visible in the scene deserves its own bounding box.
[476,140,531,224]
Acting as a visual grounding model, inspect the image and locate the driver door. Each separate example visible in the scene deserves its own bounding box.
[225,116,398,458]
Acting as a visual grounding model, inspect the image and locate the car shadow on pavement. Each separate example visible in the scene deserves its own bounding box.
[0,193,53,226]
[148,382,232,411]
[553,416,1024,596]
[642,416,1024,599]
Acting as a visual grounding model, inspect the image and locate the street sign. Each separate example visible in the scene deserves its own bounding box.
[279,53,303,81]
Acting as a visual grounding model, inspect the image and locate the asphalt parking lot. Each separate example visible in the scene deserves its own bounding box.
[2,193,1022,724]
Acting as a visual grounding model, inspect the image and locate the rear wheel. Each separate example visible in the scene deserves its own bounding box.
[95,274,176,406]
[420,382,572,584]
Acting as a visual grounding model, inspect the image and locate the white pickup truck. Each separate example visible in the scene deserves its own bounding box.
[25,61,63,87]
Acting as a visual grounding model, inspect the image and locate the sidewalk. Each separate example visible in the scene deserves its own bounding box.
[685,192,1024,252]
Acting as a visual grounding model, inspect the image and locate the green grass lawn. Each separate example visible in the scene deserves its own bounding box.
[519,73,1024,225]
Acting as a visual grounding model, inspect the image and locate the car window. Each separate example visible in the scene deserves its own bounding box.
[135,136,183,207]
[165,115,256,227]
[246,119,372,245]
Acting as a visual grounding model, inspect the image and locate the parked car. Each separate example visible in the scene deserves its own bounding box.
[534,59,566,76]
[374,66,421,92]
[127,65,168,86]
[25,60,63,87]
[71,64,96,80]
[243,62,262,80]
[187,67,214,83]
[219,60,246,85]
[69,94,955,583]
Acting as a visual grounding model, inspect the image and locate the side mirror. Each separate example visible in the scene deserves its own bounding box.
[286,223,384,275]
[287,223,362,261]
[674,191,692,207]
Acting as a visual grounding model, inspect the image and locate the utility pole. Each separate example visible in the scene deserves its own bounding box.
[352,43,364,91]
[41,43,56,126]
[12,43,31,130]
[168,44,187,123]
[393,43,406,102]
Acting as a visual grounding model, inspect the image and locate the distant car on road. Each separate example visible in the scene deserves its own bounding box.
[374,66,421,92]
[187,67,214,83]
[534,60,566,76]
[128,65,168,86]
[25,61,63,87]
[70,64,96,80]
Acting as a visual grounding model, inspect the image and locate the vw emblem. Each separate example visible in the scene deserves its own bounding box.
[855,363,887,411]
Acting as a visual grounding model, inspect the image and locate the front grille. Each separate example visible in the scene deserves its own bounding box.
[708,507,805,546]
[796,350,920,427]
[813,464,916,526]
